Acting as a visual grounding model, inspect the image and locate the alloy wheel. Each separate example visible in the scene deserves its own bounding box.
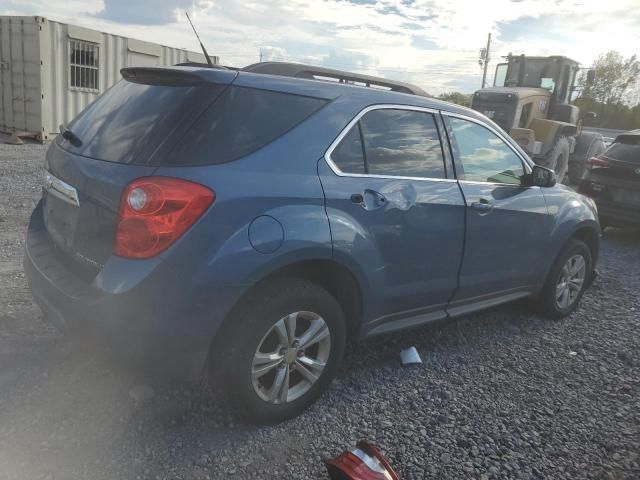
[251,311,331,404]
[555,254,587,309]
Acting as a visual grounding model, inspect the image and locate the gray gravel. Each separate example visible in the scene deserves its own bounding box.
[0,139,638,480]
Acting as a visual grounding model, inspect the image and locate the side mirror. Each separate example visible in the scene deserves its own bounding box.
[586,69,596,85]
[528,165,556,188]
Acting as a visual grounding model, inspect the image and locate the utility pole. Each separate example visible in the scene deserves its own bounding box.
[479,33,492,88]
[259,49,263,63]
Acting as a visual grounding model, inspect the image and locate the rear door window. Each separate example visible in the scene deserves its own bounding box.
[330,108,446,178]
[164,87,328,166]
[59,80,225,164]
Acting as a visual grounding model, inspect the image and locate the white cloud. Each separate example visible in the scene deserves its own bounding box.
[1,0,638,94]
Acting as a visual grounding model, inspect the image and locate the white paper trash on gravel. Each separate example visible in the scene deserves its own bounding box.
[400,347,423,366]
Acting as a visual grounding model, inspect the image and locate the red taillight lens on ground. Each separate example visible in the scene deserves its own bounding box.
[587,157,610,169]
[325,441,400,480]
[114,177,215,259]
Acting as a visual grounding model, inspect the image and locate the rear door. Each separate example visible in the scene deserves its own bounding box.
[43,68,235,276]
[442,113,553,314]
[319,106,466,332]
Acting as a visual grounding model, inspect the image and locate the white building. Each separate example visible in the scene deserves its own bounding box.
[0,16,216,141]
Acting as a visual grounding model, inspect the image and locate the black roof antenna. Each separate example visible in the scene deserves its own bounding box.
[185,11,214,68]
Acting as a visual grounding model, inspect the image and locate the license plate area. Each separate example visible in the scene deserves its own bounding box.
[43,191,80,251]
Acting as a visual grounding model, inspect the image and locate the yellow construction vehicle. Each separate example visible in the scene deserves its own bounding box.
[471,54,605,183]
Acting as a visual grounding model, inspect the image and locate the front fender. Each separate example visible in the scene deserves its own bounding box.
[539,185,600,281]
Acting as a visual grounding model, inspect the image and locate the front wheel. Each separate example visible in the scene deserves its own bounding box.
[214,278,346,424]
[534,239,593,319]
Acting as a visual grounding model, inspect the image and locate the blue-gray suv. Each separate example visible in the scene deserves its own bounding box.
[24,62,600,423]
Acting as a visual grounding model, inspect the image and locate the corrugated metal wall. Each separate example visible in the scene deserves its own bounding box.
[41,18,206,139]
[0,15,209,140]
[0,16,42,134]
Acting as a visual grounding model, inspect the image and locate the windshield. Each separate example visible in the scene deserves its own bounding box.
[504,58,560,90]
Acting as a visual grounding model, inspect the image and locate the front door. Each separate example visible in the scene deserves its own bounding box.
[442,113,554,315]
[319,106,466,332]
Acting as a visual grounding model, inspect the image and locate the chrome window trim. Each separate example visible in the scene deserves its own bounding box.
[457,179,534,188]
[440,110,534,174]
[324,104,455,183]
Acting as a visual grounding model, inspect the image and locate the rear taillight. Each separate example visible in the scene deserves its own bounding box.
[587,157,610,169]
[114,177,214,259]
[325,441,400,480]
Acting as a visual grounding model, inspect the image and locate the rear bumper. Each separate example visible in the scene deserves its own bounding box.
[579,178,640,227]
[589,198,640,227]
[24,202,245,377]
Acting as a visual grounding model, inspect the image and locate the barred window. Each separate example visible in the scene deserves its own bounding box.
[69,40,99,91]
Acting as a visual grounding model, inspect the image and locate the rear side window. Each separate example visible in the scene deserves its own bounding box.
[164,87,328,166]
[60,80,224,164]
[331,125,366,174]
[605,136,640,164]
[330,108,446,179]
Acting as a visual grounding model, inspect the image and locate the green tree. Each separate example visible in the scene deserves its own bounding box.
[438,92,471,107]
[581,51,640,106]
[574,51,640,129]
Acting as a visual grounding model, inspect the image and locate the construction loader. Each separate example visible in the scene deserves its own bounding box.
[471,54,605,183]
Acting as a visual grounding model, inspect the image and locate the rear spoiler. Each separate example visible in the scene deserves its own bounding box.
[120,67,237,86]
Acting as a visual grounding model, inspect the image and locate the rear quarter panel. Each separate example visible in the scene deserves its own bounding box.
[150,94,368,339]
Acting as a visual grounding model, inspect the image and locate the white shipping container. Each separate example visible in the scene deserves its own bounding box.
[0,16,214,141]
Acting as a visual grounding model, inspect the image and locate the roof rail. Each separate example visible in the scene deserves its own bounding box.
[174,62,237,70]
[242,62,430,97]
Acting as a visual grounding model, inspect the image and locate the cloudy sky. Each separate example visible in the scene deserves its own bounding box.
[2,0,639,94]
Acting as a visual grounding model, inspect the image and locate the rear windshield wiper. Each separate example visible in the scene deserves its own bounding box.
[59,124,83,147]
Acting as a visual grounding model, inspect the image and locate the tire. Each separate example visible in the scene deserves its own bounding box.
[213,278,346,424]
[534,239,592,319]
[547,136,571,184]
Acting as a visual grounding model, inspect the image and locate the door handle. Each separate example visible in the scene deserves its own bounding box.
[470,199,494,212]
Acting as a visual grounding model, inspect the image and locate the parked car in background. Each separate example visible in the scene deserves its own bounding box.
[578,130,640,229]
[25,62,600,424]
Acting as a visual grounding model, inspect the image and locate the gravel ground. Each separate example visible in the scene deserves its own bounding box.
[0,139,638,480]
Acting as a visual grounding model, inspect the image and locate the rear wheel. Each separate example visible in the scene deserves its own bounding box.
[213,278,346,424]
[534,239,592,318]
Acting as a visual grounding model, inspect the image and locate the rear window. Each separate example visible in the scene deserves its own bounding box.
[59,80,225,164]
[162,86,328,166]
[605,136,640,164]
